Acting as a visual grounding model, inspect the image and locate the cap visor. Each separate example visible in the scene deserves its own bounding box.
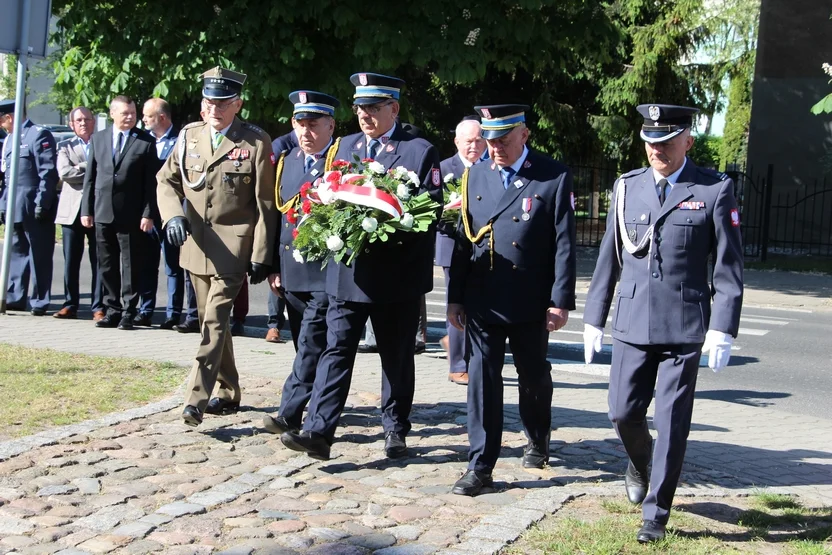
[353,97,391,106]
[482,128,513,140]
[293,112,326,120]
[203,88,238,100]
[640,128,685,144]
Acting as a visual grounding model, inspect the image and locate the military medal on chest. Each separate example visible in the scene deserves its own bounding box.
[521,197,532,221]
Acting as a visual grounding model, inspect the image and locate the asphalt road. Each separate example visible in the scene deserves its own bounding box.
[16,242,832,420]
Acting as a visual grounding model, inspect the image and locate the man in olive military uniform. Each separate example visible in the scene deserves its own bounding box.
[583,104,743,543]
[262,90,340,436]
[157,67,277,427]
[447,104,576,496]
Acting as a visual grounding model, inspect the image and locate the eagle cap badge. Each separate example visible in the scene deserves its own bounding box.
[648,105,661,121]
[299,91,307,103]
[359,73,368,86]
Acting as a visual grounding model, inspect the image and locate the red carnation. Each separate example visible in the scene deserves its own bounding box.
[302,199,312,214]
[292,228,299,239]
[300,181,312,195]
[362,157,374,164]
[331,159,349,169]
[325,171,341,184]
[286,210,298,224]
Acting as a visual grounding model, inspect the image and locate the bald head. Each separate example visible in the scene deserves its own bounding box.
[142,98,172,137]
[454,119,487,164]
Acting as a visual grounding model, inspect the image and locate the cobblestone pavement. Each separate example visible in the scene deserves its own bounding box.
[1,302,831,554]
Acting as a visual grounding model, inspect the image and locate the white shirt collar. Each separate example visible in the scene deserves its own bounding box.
[153,124,174,142]
[652,157,688,186]
[457,152,474,168]
[366,122,396,147]
[497,146,529,175]
[304,138,333,160]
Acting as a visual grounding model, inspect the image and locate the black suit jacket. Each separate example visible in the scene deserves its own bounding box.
[81,126,157,227]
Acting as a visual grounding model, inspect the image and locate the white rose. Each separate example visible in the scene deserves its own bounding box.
[292,249,305,263]
[449,191,461,203]
[361,217,378,233]
[368,161,386,175]
[407,171,420,187]
[317,186,335,205]
[444,172,455,184]
[396,184,411,201]
[400,213,414,229]
[393,166,410,179]
[326,235,345,251]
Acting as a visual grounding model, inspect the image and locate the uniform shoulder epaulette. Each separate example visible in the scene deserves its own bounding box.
[243,122,268,136]
[697,166,730,182]
[619,167,649,180]
[182,121,205,131]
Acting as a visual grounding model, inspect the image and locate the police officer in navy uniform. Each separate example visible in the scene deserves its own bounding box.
[262,90,340,435]
[438,116,488,386]
[0,99,58,315]
[280,73,442,460]
[583,104,743,543]
[447,104,577,496]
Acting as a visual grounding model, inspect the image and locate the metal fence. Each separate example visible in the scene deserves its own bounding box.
[570,162,620,247]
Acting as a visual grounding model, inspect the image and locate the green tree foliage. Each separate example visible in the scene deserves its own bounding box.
[50,0,710,167]
[689,133,723,168]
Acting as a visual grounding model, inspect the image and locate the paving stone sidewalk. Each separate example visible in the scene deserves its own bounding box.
[1,309,831,554]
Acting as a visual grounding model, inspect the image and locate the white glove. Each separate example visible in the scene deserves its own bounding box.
[702,330,733,372]
[583,324,604,364]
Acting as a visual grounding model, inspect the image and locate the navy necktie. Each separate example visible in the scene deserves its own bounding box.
[658,178,669,206]
[501,167,516,190]
[304,155,315,173]
[368,139,380,160]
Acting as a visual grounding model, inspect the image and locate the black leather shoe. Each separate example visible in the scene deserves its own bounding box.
[636,520,666,543]
[95,313,121,328]
[174,319,200,333]
[625,461,649,504]
[452,470,493,496]
[357,343,378,354]
[31,307,47,316]
[159,317,179,330]
[205,397,240,415]
[118,315,134,330]
[133,313,153,327]
[262,414,297,435]
[522,440,550,469]
[182,405,202,427]
[280,430,331,460]
[384,431,407,459]
[5,303,26,311]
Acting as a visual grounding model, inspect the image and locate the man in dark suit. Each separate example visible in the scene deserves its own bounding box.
[0,99,58,315]
[54,106,104,320]
[438,116,487,386]
[280,73,442,460]
[262,90,340,436]
[262,129,299,344]
[448,104,577,496]
[134,97,177,328]
[81,95,158,330]
[583,104,743,543]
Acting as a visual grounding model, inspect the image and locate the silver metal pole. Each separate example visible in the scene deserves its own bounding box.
[0,0,32,313]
